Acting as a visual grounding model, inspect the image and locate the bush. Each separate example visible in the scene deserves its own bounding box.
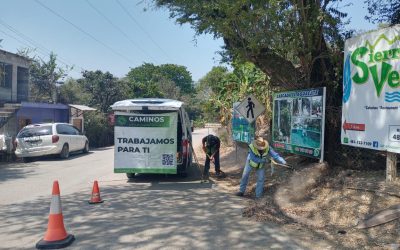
[84,111,113,148]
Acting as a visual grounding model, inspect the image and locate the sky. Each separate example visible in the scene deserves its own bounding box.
[0,0,377,82]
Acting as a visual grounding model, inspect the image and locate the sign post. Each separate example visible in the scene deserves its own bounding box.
[342,25,400,181]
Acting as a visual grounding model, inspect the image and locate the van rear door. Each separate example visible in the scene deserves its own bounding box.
[114,111,178,174]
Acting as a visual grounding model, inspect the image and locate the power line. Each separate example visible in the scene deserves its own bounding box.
[85,0,157,63]
[0,18,84,73]
[0,29,84,76]
[34,0,135,65]
[116,0,174,63]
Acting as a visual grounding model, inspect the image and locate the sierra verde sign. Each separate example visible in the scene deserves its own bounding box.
[342,25,400,153]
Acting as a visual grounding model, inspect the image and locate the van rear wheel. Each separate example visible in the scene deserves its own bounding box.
[178,172,188,178]
[126,173,136,179]
[22,157,32,163]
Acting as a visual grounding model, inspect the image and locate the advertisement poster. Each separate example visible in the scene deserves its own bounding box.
[232,102,255,144]
[272,88,326,160]
[114,112,178,174]
[342,25,400,153]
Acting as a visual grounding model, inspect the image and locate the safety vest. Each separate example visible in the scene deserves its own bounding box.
[249,143,269,168]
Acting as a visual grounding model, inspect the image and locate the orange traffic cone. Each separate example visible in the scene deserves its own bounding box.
[88,180,103,204]
[36,181,75,249]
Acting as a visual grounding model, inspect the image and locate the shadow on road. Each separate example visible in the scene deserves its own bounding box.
[126,164,215,190]
[0,161,39,182]
[0,179,331,249]
[0,159,339,249]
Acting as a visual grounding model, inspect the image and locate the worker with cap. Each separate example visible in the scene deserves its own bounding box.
[202,134,221,179]
[236,137,287,198]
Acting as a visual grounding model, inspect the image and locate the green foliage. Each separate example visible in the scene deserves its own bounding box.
[197,62,270,131]
[125,62,200,120]
[28,52,70,103]
[158,64,194,93]
[155,0,347,89]
[78,70,129,113]
[126,63,194,98]
[366,0,400,25]
[84,111,113,148]
[58,78,88,104]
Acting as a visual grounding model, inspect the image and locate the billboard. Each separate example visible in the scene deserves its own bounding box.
[272,88,326,160]
[342,25,400,153]
[232,102,255,144]
[114,112,178,174]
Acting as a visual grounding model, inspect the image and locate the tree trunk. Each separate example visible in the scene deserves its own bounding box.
[386,152,397,182]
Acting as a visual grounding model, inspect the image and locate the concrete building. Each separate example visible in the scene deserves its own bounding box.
[0,49,30,103]
[0,49,30,156]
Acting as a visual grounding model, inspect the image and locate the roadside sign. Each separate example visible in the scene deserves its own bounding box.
[114,112,178,174]
[232,102,255,144]
[235,95,265,124]
[341,24,400,153]
[272,87,326,161]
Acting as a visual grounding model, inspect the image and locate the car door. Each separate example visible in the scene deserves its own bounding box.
[70,125,86,151]
[65,125,79,151]
[56,124,74,151]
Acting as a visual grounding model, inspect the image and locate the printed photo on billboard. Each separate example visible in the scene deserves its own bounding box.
[272,88,326,160]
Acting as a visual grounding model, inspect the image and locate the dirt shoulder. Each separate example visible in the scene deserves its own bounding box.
[194,143,400,249]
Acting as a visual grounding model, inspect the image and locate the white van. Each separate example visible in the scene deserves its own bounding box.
[111,98,192,178]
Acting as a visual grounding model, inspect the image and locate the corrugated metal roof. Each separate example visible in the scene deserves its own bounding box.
[69,104,96,111]
[111,98,183,111]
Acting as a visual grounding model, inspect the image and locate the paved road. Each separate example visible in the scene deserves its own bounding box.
[0,128,332,249]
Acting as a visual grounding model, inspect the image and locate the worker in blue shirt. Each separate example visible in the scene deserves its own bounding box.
[236,137,287,198]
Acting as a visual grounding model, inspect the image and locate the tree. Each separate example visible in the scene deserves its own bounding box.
[155,0,349,163]
[58,78,87,104]
[198,63,269,137]
[126,63,194,98]
[78,70,129,113]
[158,64,194,93]
[155,1,346,88]
[29,52,69,103]
[366,0,400,25]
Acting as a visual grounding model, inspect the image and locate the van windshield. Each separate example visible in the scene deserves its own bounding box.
[17,126,53,138]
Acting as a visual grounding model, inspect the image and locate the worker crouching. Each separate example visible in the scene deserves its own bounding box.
[236,137,286,199]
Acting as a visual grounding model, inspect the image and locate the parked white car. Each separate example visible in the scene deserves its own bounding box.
[15,123,89,162]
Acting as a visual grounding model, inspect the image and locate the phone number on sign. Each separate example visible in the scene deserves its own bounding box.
[350,140,371,146]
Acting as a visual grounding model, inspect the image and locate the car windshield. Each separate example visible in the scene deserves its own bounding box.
[17,126,53,138]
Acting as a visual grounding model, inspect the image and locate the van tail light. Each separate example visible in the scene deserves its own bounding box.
[52,135,59,143]
[182,139,189,157]
[13,140,18,149]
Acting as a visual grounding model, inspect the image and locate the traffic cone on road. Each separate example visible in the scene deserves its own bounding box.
[88,180,103,204]
[36,181,75,249]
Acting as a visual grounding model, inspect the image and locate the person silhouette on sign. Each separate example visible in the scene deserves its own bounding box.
[246,97,255,119]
